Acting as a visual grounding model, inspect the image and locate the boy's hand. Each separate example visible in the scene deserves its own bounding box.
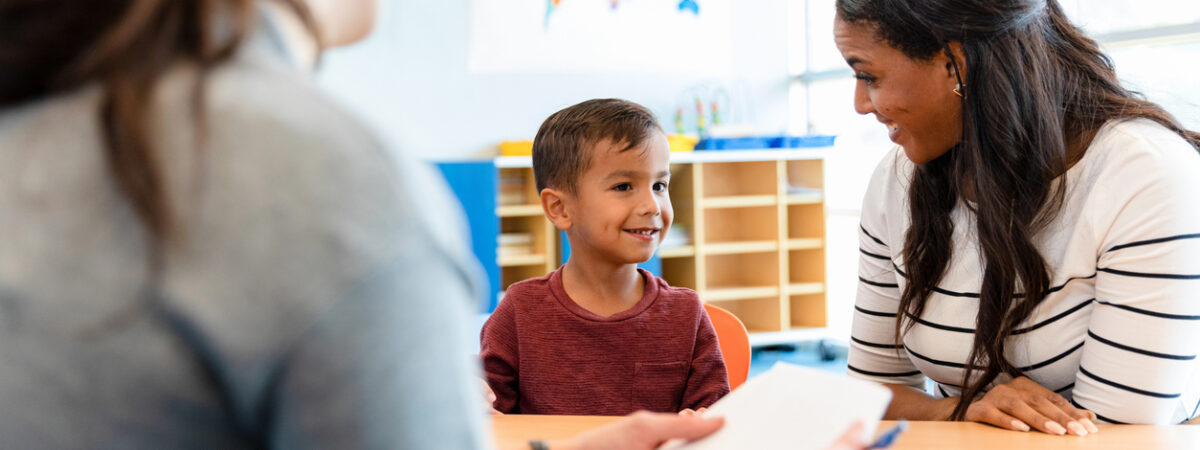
[678,408,707,416]
[478,378,502,415]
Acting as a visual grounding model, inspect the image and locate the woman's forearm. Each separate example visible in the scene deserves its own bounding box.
[883,383,958,421]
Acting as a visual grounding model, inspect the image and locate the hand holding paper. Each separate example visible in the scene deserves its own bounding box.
[661,362,893,450]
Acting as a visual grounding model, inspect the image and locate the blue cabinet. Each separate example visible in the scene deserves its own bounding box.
[436,160,560,312]
[435,160,500,312]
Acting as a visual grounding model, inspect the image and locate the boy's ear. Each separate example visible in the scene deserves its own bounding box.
[541,187,572,231]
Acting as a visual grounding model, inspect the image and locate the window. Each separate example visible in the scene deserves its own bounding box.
[790,0,1200,141]
[1060,0,1200,35]
[1108,39,1200,130]
[789,0,1200,340]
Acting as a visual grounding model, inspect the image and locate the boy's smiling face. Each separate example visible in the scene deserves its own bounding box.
[561,131,673,265]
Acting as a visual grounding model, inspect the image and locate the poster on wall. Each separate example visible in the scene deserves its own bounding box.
[468,0,732,75]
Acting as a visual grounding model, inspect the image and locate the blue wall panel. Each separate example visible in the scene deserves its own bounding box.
[435,161,499,312]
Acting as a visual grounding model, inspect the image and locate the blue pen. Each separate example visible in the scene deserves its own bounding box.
[867,420,908,449]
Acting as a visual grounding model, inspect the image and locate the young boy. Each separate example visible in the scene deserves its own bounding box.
[480,99,729,415]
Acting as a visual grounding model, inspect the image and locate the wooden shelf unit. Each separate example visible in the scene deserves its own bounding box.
[496,167,558,297]
[672,155,828,332]
[784,159,827,330]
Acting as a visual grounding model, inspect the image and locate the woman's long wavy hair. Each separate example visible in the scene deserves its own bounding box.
[0,0,316,254]
[836,0,1200,420]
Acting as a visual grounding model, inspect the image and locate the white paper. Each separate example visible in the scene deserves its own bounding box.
[661,362,892,450]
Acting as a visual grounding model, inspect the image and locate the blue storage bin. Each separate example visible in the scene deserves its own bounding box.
[694,134,836,151]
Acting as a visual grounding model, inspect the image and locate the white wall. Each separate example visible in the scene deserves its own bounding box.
[316,0,793,160]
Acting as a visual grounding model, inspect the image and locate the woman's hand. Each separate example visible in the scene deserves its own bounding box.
[554,411,724,450]
[552,413,866,450]
[678,407,708,416]
[826,421,867,450]
[478,378,502,415]
[964,376,1099,436]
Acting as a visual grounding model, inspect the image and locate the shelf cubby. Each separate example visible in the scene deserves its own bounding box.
[498,167,538,207]
[700,161,779,197]
[703,205,778,244]
[709,297,787,334]
[705,252,779,292]
[789,293,827,328]
[788,249,825,285]
[661,255,697,290]
[785,159,824,196]
[501,264,554,290]
[787,203,825,240]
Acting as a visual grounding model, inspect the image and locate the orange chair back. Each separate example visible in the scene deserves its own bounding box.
[704,303,751,390]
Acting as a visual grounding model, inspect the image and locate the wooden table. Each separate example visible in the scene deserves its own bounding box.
[492,415,1200,449]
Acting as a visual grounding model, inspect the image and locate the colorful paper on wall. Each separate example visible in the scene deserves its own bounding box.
[468,0,732,75]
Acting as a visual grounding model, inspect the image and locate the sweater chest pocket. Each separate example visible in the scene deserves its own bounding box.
[632,361,689,412]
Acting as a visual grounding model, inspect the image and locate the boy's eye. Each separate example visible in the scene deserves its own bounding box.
[613,183,632,192]
[854,72,877,87]
[653,181,669,192]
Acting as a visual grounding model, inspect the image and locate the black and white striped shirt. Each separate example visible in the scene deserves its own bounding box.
[849,119,1200,425]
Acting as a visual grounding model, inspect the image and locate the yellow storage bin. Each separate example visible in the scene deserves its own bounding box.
[667,134,698,152]
[500,140,534,156]
[503,135,695,155]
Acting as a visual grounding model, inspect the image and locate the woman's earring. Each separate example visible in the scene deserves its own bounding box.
[953,83,965,98]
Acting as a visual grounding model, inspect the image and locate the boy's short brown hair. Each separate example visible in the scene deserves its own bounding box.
[532,98,662,193]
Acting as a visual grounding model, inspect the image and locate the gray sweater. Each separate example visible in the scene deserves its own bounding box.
[0,17,488,450]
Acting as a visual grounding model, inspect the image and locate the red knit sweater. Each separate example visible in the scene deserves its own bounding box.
[480,267,730,415]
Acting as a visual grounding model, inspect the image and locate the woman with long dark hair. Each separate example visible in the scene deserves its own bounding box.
[0,1,731,447]
[839,0,1200,433]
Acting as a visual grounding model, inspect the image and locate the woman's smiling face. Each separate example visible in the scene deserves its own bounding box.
[833,16,964,164]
